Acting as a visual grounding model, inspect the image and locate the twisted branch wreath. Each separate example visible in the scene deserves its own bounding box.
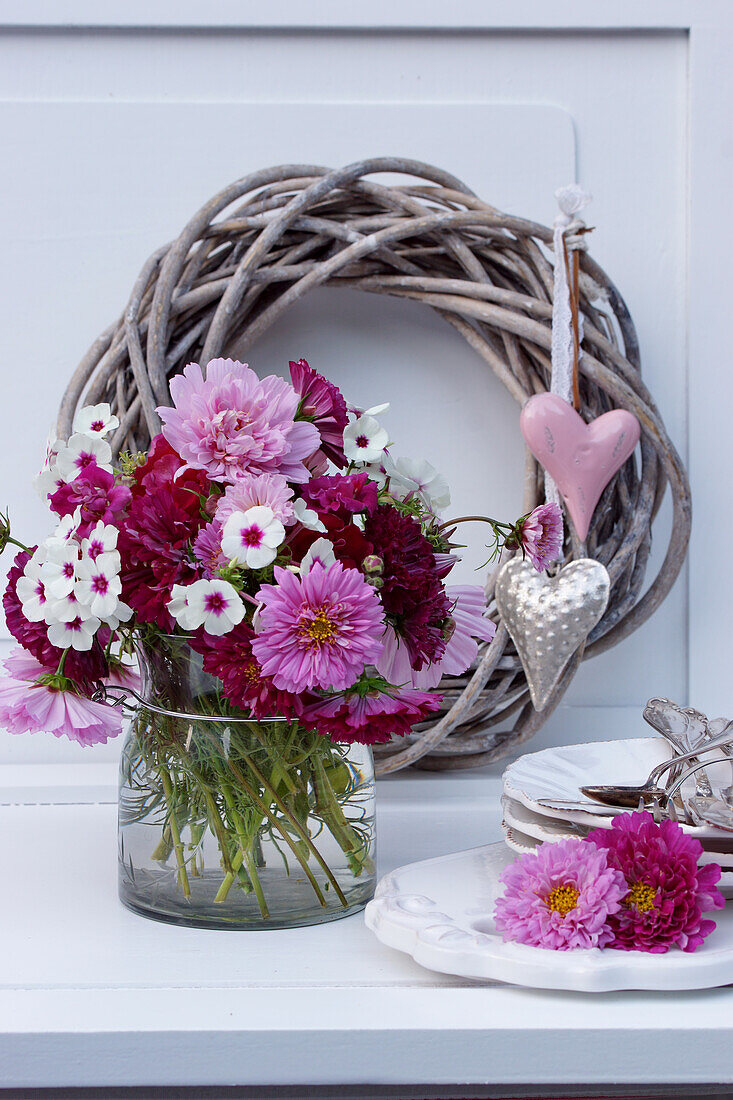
[58,158,691,774]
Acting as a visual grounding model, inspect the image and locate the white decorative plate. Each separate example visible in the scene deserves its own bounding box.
[503,737,733,839]
[365,843,733,991]
[501,793,733,865]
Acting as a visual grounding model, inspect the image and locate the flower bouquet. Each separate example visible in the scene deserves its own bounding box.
[0,357,560,928]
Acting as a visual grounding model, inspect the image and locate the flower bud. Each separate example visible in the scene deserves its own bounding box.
[0,509,11,555]
[362,554,384,576]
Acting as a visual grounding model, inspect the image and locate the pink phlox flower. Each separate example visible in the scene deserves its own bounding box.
[50,464,131,539]
[251,561,384,693]
[303,684,440,745]
[157,359,319,485]
[289,358,349,468]
[517,503,564,572]
[215,472,295,527]
[376,585,496,690]
[494,838,628,951]
[587,811,725,953]
[302,472,378,517]
[0,648,121,746]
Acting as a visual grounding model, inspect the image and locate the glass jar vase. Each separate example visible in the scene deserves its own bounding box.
[118,636,376,929]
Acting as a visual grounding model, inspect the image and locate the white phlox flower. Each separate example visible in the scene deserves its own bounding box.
[292,497,327,533]
[221,506,286,569]
[33,431,63,501]
[167,579,245,636]
[81,521,119,562]
[72,403,120,438]
[48,513,81,544]
[55,433,113,482]
[47,613,101,652]
[75,553,123,620]
[16,546,50,623]
[41,540,81,600]
[101,600,133,631]
[343,409,389,464]
[388,457,451,513]
[299,538,337,577]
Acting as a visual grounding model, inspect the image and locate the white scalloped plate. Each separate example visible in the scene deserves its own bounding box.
[501,794,733,866]
[503,737,733,839]
[365,843,733,991]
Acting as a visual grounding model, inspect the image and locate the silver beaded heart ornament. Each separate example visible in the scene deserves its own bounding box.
[494,558,611,711]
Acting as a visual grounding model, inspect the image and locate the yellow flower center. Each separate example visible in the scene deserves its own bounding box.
[298,608,337,646]
[624,880,657,913]
[544,883,580,916]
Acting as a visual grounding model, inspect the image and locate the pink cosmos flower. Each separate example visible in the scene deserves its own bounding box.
[587,811,725,953]
[251,561,384,693]
[289,358,348,467]
[303,685,441,745]
[215,472,295,527]
[50,465,131,539]
[376,585,496,690]
[517,503,564,572]
[494,838,628,951]
[0,649,121,746]
[157,359,320,485]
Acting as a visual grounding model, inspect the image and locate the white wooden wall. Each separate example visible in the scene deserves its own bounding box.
[0,3,730,774]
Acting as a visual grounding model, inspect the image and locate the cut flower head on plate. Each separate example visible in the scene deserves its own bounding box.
[495,810,725,953]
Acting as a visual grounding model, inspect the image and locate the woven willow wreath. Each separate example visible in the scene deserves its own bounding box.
[58,158,691,775]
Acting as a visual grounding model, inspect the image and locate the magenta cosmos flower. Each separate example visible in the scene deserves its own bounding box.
[516,502,563,572]
[494,838,627,951]
[0,648,121,746]
[251,561,384,693]
[303,685,440,745]
[157,359,320,485]
[587,811,724,953]
[289,358,348,468]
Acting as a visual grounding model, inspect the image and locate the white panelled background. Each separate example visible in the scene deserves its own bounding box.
[0,23,689,771]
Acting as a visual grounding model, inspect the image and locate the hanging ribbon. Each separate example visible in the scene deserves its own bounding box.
[544,184,592,504]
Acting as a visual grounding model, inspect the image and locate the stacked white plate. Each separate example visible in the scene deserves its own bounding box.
[502,737,733,892]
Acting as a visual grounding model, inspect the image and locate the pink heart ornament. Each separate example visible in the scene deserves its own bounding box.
[520,393,641,540]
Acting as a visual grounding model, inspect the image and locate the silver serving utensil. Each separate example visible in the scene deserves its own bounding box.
[704,717,733,803]
[580,723,733,808]
[643,698,713,801]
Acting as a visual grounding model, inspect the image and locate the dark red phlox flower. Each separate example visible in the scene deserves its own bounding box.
[289,358,348,468]
[50,465,131,539]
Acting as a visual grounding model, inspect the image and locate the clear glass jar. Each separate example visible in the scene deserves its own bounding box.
[118,635,376,929]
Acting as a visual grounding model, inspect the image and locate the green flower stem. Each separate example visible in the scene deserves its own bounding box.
[213,848,245,905]
[218,785,269,918]
[232,749,350,909]
[312,756,371,876]
[151,824,173,863]
[201,786,235,876]
[158,767,190,898]
[222,752,335,909]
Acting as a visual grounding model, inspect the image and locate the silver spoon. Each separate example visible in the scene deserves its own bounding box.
[580,724,733,808]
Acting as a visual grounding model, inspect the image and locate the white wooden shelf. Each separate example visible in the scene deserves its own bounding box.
[1,772,733,1094]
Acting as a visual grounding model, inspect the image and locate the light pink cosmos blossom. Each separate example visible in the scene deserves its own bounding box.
[157,359,320,485]
[215,472,294,527]
[251,561,384,693]
[518,502,564,572]
[494,838,628,951]
[376,585,496,689]
[0,649,121,746]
